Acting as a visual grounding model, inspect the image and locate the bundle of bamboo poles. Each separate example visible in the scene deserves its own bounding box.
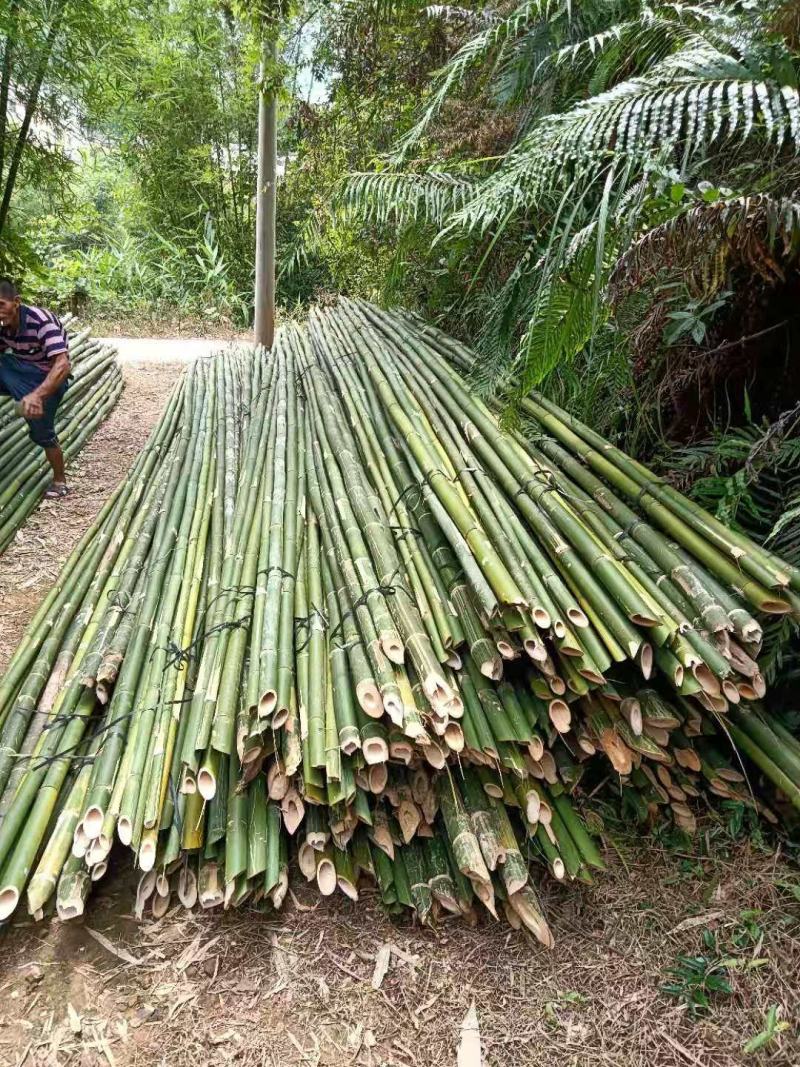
[0,305,797,943]
[0,315,123,553]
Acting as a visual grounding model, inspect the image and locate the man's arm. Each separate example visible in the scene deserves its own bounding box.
[20,352,70,419]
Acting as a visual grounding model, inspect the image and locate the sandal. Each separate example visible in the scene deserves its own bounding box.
[44,483,69,499]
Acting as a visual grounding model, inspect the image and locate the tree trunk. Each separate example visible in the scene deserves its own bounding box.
[0,0,69,240]
[253,37,277,349]
[0,0,21,187]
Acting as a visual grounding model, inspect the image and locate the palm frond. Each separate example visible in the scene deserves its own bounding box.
[395,0,565,156]
[610,194,800,300]
[344,169,476,228]
[449,67,800,237]
[424,5,500,28]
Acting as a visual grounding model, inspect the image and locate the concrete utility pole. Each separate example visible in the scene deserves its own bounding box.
[254,38,277,349]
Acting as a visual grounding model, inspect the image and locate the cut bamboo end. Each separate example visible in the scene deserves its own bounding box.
[200,887,224,910]
[138,838,157,872]
[579,667,606,685]
[722,679,740,704]
[424,672,453,707]
[316,859,337,896]
[57,899,85,921]
[390,739,414,764]
[356,681,384,717]
[480,657,503,680]
[117,818,133,847]
[551,858,566,880]
[527,737,545,762]
[423,743,447,769]
[567,608,589,629]
[621,697,642,736]
[446,651,463,670]
[638,643,653,679]
[0,887,20,922]
[281,790,305,835]
[363,737,390,765]
[444,722,465,752]
[497,640,517,660]
[368,763,389,794]
[272,706,289,729]
[298,842,317,880]
[267,766,290,800]
[178,868,198,909]
[549,700,571,733]
[90,861,108,883]
[761,598,791,615]
[693,663,721,696]
[678,746,699,772]
[525,792,541,826]
[380,635,405,664]
[538,751,558,784]
[197,768,217,800]
[72,825,89,859]
[82,806,104,841]
[337,876,359,901]
[549,676,567,696]
[383,693,404,726]
[718,767,746,784]
[259,690,278,719]
[740,619,763,644]
[403,717,428,741]
[340,728,361,756]
[441,695,462,721]
[270,870,289,909]
[306,830,329,851]
[525,638,548,663]
[242,744,264,767]
[86,837,110,868]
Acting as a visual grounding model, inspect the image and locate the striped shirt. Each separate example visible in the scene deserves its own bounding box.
[0,304,69,373]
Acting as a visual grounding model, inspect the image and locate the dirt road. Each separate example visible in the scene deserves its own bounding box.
[0,355,798,1067]
[96,338,246,364]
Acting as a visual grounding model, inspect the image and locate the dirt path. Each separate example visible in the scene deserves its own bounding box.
[0,361,798,1067]
[96,338,242,364]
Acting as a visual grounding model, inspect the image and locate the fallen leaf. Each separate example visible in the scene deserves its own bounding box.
[67,1003,82,1035]
[668,911,725,935]
[85,927,144,965]
[371,943,392,990]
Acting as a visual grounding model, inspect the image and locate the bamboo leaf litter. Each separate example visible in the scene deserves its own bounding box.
[0,305,797,942]
[0,314,123,554]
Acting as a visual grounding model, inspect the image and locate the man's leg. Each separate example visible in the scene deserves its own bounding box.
[29,381,68,491]
[44,444,66,484]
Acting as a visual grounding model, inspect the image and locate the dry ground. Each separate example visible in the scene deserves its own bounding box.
[0,360,799,1067]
